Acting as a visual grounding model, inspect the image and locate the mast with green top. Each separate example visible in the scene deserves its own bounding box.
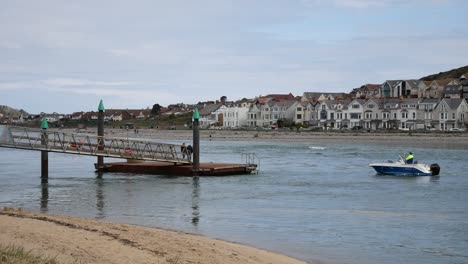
[40,117,48,181]
[97,99,105,171]
[192,108,200,174]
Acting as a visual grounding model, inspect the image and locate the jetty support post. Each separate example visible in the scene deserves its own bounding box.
[40,117,49,181]
[192,108,200,175]
[97,99,105,170]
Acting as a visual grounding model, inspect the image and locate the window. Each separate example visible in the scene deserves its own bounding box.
[393,113,397,119]
[401,112,408,119]
[322,105,326,110]
[452,113,456,119]
[296,114,302,119]
[352,104,360,109]
[368,104,374,108]
[320,111,327,119]
[350,113,361,119]
[330,113,334,120]
[412,112,416,119]
[297,107,302,111]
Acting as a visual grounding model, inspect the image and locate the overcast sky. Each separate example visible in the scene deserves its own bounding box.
[1,0,467,114]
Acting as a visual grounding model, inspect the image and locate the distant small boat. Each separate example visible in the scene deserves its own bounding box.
[369,156,440,176]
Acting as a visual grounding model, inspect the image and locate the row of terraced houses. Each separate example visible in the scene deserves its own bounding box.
[202,74,468,131]
[6,74,468,131]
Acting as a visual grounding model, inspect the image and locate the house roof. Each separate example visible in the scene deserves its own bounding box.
[405,80,424,89]
[419,98,440,105]
[385,80,403,88]
[423,80,432,86]
[444,85,461,94]
[435,78,457,86]
[257,93,295,104]
[366,84,381,90]
[199,104,222,115]
[442,98,464,110]
[271,100,297,109]
[303,92,348,101]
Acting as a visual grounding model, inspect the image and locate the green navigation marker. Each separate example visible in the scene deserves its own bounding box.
[40,117,48,129]
[98,99,105,112]
[193,108,199,119]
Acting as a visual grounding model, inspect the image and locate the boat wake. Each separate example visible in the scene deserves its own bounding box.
[308,146,325,150]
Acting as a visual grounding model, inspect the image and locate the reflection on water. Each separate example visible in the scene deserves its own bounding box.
[95,172,105,219]
[191,177,200,227]
[1,142,468,264]
[40,181,48,213]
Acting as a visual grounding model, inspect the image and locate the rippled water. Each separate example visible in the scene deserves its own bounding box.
[1,139,467,264]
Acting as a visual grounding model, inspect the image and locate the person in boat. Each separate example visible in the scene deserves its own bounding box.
[405,152,414,164]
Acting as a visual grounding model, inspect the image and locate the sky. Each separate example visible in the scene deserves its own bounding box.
[1,0,467,114]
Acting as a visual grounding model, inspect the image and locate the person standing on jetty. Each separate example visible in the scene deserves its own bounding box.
[181,143,187,159]
[186,144,193,160]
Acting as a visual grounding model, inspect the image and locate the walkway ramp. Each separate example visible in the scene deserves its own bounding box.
[0,126,191,164]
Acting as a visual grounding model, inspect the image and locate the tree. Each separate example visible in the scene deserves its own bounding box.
[151,104,162,116]
[220,96,227,103]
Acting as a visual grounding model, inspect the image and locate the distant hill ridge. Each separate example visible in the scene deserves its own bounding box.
[420,65,468,81]
[0,105,27,117]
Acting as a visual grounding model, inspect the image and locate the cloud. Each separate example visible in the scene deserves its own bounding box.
[44,78,131,88]
[1,0,467,114]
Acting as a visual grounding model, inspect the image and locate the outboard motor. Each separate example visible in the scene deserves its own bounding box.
[430,164,440,176]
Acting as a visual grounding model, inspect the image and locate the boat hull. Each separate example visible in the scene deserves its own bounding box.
[369,163,433,176]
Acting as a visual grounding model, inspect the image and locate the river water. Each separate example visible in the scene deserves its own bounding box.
[1,139,467,264]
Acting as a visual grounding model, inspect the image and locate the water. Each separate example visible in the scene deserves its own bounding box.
[1,140,467,264]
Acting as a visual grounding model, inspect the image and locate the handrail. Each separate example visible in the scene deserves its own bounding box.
[0,126,191,164]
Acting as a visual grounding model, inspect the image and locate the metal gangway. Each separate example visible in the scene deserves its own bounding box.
[0,126,191,164]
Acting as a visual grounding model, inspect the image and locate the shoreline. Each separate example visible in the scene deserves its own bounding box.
[67,128,468,148]
[0,209,312,264]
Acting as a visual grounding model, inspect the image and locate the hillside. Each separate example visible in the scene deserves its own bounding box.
[420,65,468,81]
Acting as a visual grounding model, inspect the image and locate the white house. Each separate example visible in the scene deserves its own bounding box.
[223,101,251,128]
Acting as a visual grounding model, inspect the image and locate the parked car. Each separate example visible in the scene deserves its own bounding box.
[448,128,466,132]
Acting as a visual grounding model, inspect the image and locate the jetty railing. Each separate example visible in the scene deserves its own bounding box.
[241,153,260,173]
[0,126,191,164]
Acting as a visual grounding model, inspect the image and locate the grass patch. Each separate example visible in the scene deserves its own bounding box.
[0,244,60,264]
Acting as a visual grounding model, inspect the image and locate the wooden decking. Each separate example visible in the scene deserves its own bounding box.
[98,161,257,176]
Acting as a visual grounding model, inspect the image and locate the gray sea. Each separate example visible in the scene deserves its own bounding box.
[1,139,467,264]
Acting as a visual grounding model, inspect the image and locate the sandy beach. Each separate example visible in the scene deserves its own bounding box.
[0,209,310,264]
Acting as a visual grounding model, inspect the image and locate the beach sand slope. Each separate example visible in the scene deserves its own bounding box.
[0,210,308,264]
